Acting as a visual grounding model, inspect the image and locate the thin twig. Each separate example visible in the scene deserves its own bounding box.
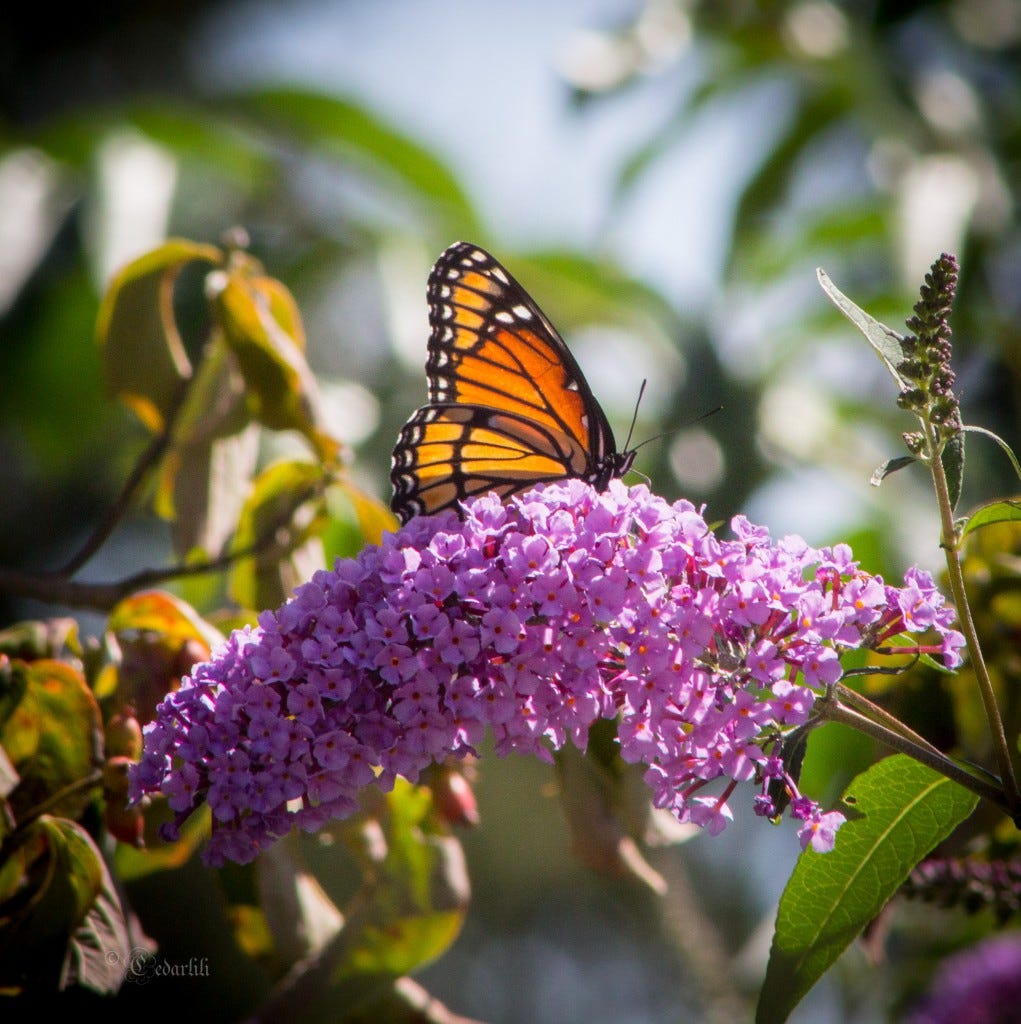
[56,379,193,577]
[0,481,325,613]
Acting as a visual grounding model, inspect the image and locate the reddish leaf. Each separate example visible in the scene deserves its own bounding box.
[0,660,103,823]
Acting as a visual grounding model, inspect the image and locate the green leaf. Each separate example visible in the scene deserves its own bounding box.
[730,83,855,266]
[554,736,667,894]
[229,459,330,611]
[0,744,18,805]
[0,655,29,729]
[869,456,916,487]
[337,780,468,981]
[125,100,274,185]
[509,248,680,334]
[332,479,400,548]
[0,817,106,992]
[816,268,908,389]
[255,841,343,967]
[0,619,80,663]
[96,238,221,432]
[113,803,212,881]
[941,432,965,513]
[959,498,1021,541]
[757,755,979,1024]
[59,824,132,994]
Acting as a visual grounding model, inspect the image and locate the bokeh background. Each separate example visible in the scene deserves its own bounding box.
[2,2,1020,1021]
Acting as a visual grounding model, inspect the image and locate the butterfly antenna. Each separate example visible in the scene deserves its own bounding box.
[631,404,724,453]
[623,379,647,453]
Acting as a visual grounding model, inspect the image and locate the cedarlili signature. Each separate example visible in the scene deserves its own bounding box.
[107,948,211,983]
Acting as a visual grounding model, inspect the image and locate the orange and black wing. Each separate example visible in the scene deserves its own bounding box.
[390,243,634,523]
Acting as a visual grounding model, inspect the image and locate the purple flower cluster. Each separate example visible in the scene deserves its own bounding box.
[130,481,964,866]
[907,932,1021,1024]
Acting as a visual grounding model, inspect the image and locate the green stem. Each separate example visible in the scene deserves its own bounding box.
[834,683,947,759]
[816,694,1011,814]
[928,430,1021,817]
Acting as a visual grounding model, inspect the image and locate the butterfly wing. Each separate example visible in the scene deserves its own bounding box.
[391,242,633,523]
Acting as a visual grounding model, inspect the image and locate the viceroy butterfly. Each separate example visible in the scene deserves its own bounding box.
[390,242,636,524]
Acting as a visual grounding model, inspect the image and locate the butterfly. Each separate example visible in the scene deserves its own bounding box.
[390,242,636,524]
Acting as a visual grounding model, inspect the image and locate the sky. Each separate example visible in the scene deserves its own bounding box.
[191,0,778,312]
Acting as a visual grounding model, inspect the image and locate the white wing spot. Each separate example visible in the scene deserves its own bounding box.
[495,311,515,324]
[512,304,532,320]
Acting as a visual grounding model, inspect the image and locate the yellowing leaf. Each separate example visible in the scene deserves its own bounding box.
[96,238,221,432]
[211,265,340,462]
[106,590,220,649]
[337,479,399,545]
[105,591,221,719]
[0,660,103,823]
[149,334,259,556]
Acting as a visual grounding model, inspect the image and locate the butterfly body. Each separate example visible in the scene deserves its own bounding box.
[391,243,635,524]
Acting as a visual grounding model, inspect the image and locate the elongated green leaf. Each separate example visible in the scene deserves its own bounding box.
[963,423,1021,485]
[941,432,965,513]
[817,268,907,388]
[240,88,481,236]
[113,804,212,881]
[102,591,219,715]
[256,842,343,967]
[511,248,681,333]
[960,498,1021,541]
[107,589,220,647]
[757,755,979,1024]
[152,332,258,557]
[731,85,853,262]
[126,101,273,184]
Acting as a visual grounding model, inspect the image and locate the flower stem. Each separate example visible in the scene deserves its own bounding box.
[834,682,947,759]
[929,433,1021,819]
[816,693,1012,814]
